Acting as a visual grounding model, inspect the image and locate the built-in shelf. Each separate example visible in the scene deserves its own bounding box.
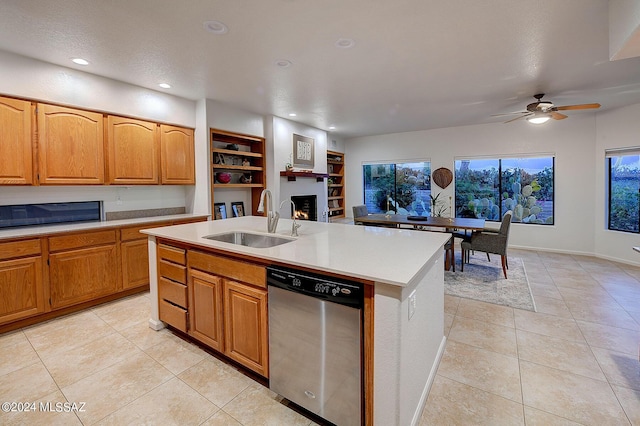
[279,171,329,182]
[327,150,345,220]
[210,128,266,216]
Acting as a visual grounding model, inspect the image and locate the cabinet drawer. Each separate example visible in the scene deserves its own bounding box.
[159,277,187,307]
[0,239,41,261]
[159,260,186,284]
[159,299,187,332]
[158,243,186,265]
[49,230,116,252]
[189,250,266,288]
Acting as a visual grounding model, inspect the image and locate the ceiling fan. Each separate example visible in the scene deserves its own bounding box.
[493,94,601,124]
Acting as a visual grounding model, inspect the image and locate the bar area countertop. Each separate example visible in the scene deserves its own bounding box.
[142,215,450,287]
[0,213,210,241]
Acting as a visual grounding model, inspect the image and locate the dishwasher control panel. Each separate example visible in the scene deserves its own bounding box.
[267,266,364,309]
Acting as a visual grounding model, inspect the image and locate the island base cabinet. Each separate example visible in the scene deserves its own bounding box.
[49,245,119,309]
[188,269,224,352]
[224,280,268,377]
[0,256,44,324]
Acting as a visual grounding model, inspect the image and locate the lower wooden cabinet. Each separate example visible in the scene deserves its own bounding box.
[223,280,269,377]
[49,244,119,309]
[188,269,224,352]
[0,255,44,324]
[184,248,268,377]
[121,239,149,290]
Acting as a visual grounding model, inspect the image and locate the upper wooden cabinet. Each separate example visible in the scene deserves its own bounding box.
[160,124,195,184]
[0,96,34,185]
[106,116,159,184]
[37,103,105,185]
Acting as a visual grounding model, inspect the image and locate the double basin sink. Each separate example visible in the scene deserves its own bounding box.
[203,231,294,248]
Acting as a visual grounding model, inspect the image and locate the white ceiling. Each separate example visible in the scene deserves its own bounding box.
[1,0,640,139]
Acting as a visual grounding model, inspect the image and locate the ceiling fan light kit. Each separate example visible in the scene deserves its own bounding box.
[527,112,551,124]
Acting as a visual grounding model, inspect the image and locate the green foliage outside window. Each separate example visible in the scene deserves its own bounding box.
[609,155,640,233]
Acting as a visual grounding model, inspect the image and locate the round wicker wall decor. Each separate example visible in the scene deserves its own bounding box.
[432,167,453,189]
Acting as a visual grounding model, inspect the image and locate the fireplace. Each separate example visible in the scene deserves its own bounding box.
[291,195,317,221]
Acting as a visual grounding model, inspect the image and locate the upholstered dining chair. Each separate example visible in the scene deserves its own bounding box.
[461,210,512,278]
[352,205,369,225]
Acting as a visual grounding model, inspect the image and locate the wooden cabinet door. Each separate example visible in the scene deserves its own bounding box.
[0,96,33,185]
[189,269,224,351]
[37,104,105,184]
[107,116,159,184]
[0,256,44,324]
[224,280,268,377]
[121,239,149,289]
[49,245,118,309]
[160,124,194,184]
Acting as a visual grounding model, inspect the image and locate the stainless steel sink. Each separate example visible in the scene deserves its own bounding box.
[203,231,294,248]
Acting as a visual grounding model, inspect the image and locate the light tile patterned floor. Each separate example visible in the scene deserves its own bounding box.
[0,248,639,425]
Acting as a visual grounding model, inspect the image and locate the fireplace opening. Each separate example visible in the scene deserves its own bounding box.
[291,195,317,221]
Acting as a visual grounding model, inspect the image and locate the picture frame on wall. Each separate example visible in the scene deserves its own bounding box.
[231,201,245,217]
[213,203,227,220]
[293,133,314,167]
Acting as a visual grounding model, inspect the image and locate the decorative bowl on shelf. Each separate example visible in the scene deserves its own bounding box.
[216,172,232,184]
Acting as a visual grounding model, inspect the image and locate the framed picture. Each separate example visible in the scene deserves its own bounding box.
[293,133,314,167]
[231,201,245,217]
[213,203,227,220]
[214,152,226,165]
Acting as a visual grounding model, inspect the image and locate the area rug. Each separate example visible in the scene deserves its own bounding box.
[445,256,536,311]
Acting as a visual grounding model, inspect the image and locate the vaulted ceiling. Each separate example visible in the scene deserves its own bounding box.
[1,0,639,138]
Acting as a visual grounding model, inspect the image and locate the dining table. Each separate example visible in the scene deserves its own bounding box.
[354,213,486,231]
[354,213,486,271]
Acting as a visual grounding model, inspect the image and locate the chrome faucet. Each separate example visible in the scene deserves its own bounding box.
[257,189,279,233]
[280,199,301,237]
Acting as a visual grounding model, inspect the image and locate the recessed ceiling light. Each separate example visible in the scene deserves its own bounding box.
[329,126,336,130]
[203,20,229,34]
[275,59,292,68]
[335,38,355,49]
[158,83,171,89]
[71,58,89,65]
[289,113,297,117]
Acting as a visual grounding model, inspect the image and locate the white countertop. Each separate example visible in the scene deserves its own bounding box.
[0,213,210,241]
[142,216,450,287]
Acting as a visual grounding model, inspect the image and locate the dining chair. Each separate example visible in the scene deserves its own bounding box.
[352,205,369,225]
[460,210,512,278]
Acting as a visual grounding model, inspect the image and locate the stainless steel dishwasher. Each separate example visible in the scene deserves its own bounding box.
[267,266,363,426]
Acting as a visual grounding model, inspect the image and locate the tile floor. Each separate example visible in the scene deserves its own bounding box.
[0,248,639,425]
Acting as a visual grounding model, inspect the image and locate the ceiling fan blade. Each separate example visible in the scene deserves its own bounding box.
[491,111,527,117]
[555,103,601,111]
[551,112,568,120]
[504,114,530,124]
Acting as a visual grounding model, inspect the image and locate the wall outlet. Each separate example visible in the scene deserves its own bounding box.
[408,290,417,320]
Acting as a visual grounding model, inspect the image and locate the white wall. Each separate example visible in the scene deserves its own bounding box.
[595,102,640,265]
[204,99,267,214]
[268,116,329,221]
[345,115,598,257]
[0,50,196,215]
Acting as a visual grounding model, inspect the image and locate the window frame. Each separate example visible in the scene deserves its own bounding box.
[454,155,555,225]
[606,149,640,233]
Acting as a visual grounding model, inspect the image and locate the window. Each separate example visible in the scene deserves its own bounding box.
[363,162,431,215]
[454,156,554,224]
[607,151,640,233]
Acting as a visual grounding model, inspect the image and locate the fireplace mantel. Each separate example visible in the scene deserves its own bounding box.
[280,170,329,182]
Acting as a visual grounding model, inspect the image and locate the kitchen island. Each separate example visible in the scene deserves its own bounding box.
[143,216,449,426]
